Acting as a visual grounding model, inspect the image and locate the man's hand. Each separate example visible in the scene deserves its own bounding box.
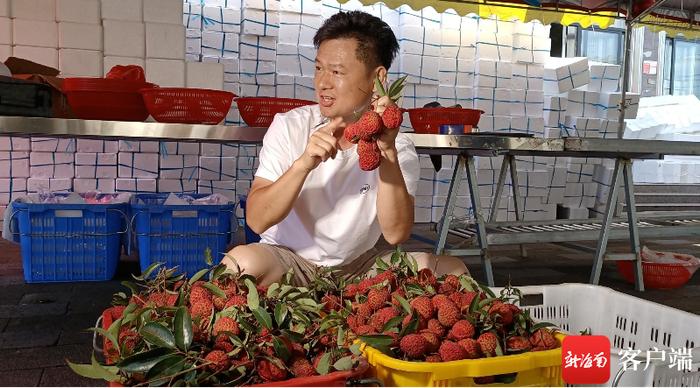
[295,117,346,172]
[374,96,399,158]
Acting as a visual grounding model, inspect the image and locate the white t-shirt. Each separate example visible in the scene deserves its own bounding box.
[254,104,420,267]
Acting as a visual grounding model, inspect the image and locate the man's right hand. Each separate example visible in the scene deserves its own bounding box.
[296,117,346,172]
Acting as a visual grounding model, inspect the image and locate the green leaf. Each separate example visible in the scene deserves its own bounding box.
[530,322,557,332]
[468,292,481,314]
[211,263,227,281]
[459,276,476,292]
[292,310,312,327]
[374,258,389,271]
[315,352,332,375]
[336,326,346,346]
[245,279,259,311]
[117,348,175,373]
[374,77,386,97]
[188,268,210,284]
[394,295,412,315]
[349,343,362,356]
[495,341,504,357]
[239,319,257,335]
[88,326,119,357]
[140,323,177,349]
[120,280,139,296]
[399,314,418,337]
[267,283,280,298]
[174,306,193,351]
[278,285,294,299]
[274,303,288,327]
[252,307,272,330]
[478,297,500,310]
[201,282,226,299]
[204,247,213,266]
[295,298,319,308]
[67,355,119,382]
[141,262,162,279]
[145,354,186,382]
[272,336,291,362]
[381,316,404,332]
[479,283,497,298]
[358,334,394,355]
[333,356,354,371]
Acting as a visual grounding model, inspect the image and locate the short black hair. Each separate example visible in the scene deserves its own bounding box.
[313,11,399,71]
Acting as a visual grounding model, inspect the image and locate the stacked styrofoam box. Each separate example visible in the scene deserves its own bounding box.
[512,21,550,64]
[73,139,118,192]
[9,0,59,68]
[27,137,76,194]
[0,137,30,204]
[158,142,199,193]
[116,138,158,192]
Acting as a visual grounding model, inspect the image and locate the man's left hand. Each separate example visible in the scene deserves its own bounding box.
[374,96,399,158]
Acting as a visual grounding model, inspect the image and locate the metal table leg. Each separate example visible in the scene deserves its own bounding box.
[489,155,510,223]
[434,155,465,256]
[622,159,645,291]
[465,155,494,286]
[508,156,528,258]
[590,158,623,285]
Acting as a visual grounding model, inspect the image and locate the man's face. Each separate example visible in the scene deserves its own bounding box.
[314,38,376,122]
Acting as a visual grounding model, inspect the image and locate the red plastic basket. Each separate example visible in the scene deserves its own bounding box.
[141,87,235,124]
[236,97,315,127]
[62,78,156,121]
[407,107,483,134]
[616,261,694,289]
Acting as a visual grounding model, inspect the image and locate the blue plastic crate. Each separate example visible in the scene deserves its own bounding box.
[130,194,236,276]
[12,200,128,283]
[238,195,261,244]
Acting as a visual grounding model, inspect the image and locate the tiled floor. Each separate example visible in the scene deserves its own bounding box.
[0,226,698,386]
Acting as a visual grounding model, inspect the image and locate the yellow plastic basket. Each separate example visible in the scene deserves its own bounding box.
[359,334,565,387]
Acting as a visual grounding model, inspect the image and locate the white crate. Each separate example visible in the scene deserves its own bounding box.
[499,283,700,387]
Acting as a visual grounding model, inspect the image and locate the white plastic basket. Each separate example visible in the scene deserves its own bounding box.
[496,283,700,387]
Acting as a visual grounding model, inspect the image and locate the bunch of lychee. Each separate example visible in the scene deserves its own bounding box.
[344,76,406,171]
[343,265,560,370]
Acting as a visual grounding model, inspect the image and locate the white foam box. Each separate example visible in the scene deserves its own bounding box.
[101,0,142,21]
[201,31,239,58]
[159,154,198,179]
[557,205,590,219]
[186,29,201,55]
[146,23,185,59]
[58,22,102,50]
[0,44,10,61]
[279,0,320,13]
[564,117,601,138]
[103,20,145,57]
[415,207,431,223]
[475,59,512,89]
[566,90,601,118]
[31,137,75,152]
[157,179,197,193]
[512,63,544,90]
[437,86,473,108]
[240,83,275,97]
[143,0,182,24]
[566,164,595,183]
[58,49,102,77]
[185,61,224,90]
[76,139,117,153]
[75,152,117,179]
[57,0,100,23]
[543,96,568,127]
[12,19,57,47]
[598,92,640,120]
[0,178,26,203]
[202,56,239,83]
[234,179,251,196]
[478,115,510,132]
[399,54,439,85]
[239,59,275,85]
[26,178,65,192]
[160,142,198,155]
[278,12,321,46]
[11,0,55,20]
[239,34,276,61]
[241,8,279,36]
[198,156,237,180]
[474,88,511,116]
[200,143,238,157]
[513,36,550,64]
[398,25,441,57]
[0,0,8,17]
[223,81,241,96]
[118,140,158,153]
[202,6,241,33]
[276,44,315,77]
[509,116,544,136]
[510,90,544,117]
[544,57,590,94]
[29,152,74,178]
[476,32,512,62]
[197,180,236,200]
[438,58,474,87]
[600,119,624,139]
[0,137,30,151]
[103,56,145,76]
[183,3,201,30]
[118,152,158,178]
[11,46,58,68]
[440,27,476,60]
[116,178,157,192]
[242,0,279,10]
[145,59,185,87]
[0,17,10,45]
[0,151,29,177]
[74,178,115,192]
[585,62,621,93]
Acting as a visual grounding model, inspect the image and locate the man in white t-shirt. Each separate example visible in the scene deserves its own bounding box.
[222,10,468,285]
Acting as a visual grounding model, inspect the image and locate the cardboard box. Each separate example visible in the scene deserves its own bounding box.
[543,57,589,94]
[101,0,142,21]
[146,23,185,59]
[0,151,29,178]
[59,49,102,77]
[143,0,182,24]
[12,19,57,48]
[58,22,102,50]
[145,59,185,87]
[103,20,145,57]
[11,0,55,21]
[118,152,158,178]
[116,178,157,192]
[57,0,101,24]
